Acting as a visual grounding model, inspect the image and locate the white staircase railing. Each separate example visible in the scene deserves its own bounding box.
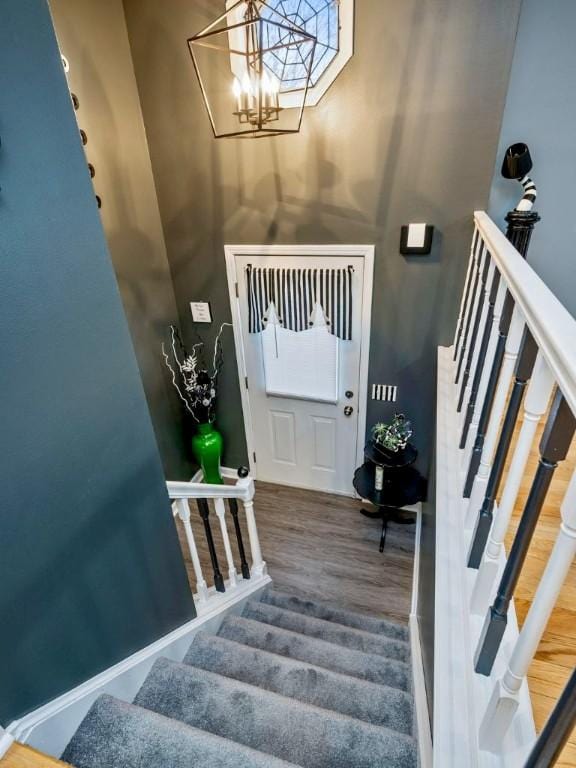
[166,469,267,612]
[436,211,576,767]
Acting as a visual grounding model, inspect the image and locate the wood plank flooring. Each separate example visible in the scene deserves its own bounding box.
[0,745,68,767]
[504,407,576,767]
[175,481,416,623]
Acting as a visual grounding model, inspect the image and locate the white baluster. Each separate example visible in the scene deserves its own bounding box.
[453,227,478,355]
[479,469,576,752]
[465,307,525,529]
[214,497,238,588]
[176,499,209,603]
[238,474,267,578]
[460,255,493,429]
[470,352,555,615]
[462,276,508,468]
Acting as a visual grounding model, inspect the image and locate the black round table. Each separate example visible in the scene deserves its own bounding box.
[353,441,426,552]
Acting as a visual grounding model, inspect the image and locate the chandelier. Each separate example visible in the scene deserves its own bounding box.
[188,0,317,138]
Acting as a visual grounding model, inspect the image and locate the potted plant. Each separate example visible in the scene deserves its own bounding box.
[371,413,413,457]
[162,323,231,484]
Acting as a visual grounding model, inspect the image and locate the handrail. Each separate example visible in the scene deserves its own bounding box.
[444,211,576,763]
[166,475,254,502]
[166,471,266,598]
[475,211,576,415]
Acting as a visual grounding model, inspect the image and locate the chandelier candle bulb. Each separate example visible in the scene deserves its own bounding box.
[233,77,242,112]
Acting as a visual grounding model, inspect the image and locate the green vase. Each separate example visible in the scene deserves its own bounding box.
[192,422,223,484]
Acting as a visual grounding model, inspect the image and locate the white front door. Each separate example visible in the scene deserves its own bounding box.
[227,248,372,496]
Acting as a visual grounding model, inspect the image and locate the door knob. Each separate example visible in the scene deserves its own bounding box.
[344,406,354,416]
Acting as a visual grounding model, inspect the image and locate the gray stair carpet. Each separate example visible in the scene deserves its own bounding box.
[63,587,416,768]
[62,694,296,768]
[134,657,416,768]
[184,630,413,733]
[243,599,410,662]
[218,614,412,690]
[261,588,409,642]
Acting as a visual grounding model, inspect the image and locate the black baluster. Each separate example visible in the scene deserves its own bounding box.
[474,390,576,675]
[456,240,484,384]
[454,229,480,361]
[524,668,576,768]
[460,269,501,453]
[197,498,225,592]
[461,208,539,458]
[467,330,538,568]
[464,293,515,495]
[457,250,491,412]
[228,498,251,580]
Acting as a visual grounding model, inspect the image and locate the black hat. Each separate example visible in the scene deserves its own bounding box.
[501,142,533,180]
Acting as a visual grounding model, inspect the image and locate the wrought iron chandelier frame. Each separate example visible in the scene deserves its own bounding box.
[188,0,318,139]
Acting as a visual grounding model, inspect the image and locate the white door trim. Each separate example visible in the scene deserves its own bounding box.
[224,244,374,483]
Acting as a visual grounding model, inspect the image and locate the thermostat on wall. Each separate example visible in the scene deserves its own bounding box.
[190,301,212,323]
[400,223,434,255]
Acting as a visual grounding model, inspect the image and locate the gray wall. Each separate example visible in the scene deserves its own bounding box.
[489,0,576,319]
[49,0,194,479]
[0,0,195,725]
[123,0,521,473]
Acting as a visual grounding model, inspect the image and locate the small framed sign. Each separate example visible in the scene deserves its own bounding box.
[190,301,212,323]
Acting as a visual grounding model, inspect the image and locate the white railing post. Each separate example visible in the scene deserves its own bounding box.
[462,276,508,467]
[470,352,555,614]
[465,307,525,529]
[214,498,238,588]
[176,498,209,604]
[238,474,267,578]
[479,469,576,752]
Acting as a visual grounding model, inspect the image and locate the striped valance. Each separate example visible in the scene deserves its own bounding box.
[246,265,353,341]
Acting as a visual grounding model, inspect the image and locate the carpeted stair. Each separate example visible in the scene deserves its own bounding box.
[62,588,417,768]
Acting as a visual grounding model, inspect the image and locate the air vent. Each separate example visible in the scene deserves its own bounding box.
[372,384,398,402]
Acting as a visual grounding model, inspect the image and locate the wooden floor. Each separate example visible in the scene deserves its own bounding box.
[176,481,416,624]
[0,745,67,767]
[504,407,576,767]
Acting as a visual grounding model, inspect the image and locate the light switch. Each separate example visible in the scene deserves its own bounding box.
[190,301,212,323]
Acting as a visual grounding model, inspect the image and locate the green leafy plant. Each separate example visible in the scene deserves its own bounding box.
[372,413,413,453]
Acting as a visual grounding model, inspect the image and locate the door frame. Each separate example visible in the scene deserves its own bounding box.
[224,244,374,487]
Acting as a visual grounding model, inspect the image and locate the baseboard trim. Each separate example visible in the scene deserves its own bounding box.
[0,730,15,759]
[409,504,433,768]
[6,574,271,760]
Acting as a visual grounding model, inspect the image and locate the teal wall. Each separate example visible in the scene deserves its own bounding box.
[0,0,195,725]
[489,0,576,318]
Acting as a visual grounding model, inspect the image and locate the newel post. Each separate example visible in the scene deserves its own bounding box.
[237,467,267,578]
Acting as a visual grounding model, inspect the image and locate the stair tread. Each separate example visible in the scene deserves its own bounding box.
[184,631,413,734]
[262,589,409,641]
[219,614,411,690]
[243,600,410,662]
[135,657,417,768]
[62,694,297,768]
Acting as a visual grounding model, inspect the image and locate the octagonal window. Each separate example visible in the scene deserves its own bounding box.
[261,0,340,91]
